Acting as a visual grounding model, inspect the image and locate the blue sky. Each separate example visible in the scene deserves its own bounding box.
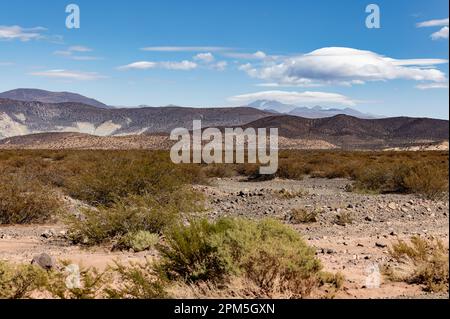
[0,0,448,118]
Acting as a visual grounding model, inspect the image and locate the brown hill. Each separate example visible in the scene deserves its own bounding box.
[241,114,449,148]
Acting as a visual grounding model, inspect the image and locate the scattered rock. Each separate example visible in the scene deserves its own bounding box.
[375,242,387,248]
[388,202,397,210]
[31,253,55,270]
[41,229,55,239]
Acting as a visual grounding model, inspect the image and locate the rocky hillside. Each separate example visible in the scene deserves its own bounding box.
[0,98,271,139]
[241,115,449,148]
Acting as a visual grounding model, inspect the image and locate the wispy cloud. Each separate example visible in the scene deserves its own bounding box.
[228,90,357,106]
[239,47,448,87]
[416,18,449,40]
[54,46,101,61]
[118,60,197,71]
[416,82,449,90]
[30,69,106,81]
[223,51,267,60]
[0,62,14,66]
[416,18,449,28]
[141,46,231,52]
[0,25,46,41]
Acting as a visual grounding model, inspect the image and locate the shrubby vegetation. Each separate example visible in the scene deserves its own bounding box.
[66,191,202,246]
[0,218,342,299]
[158,217,340,298]
[0,173,62,224]
[0,149,448,299]
[383,236,449,293]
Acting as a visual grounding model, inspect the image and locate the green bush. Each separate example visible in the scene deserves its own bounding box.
[117,231,159,252]
[0,261,48,299]
[63,152,195,206]
[106,261,168,299]
[159,218,324,298]
[0,174,63,224]
[66,190,202,246]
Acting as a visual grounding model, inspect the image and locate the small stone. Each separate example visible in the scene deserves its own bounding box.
[365,216,374,222]
[375,242,387,248]
[388,202,397,210]
[41,229,54,239]
[31,253,55,270]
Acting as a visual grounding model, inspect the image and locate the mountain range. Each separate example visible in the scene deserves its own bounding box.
[247,99,380,119]
[0,89,112,109]
[0,89,448,149]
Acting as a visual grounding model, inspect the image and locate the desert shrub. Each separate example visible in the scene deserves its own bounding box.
[158,218,229,282]
[383,236,449,292]
[403,165,448,199]
[354,163,448,199]
[66,191,201,246]
[0,173,63,224]
[289,208,319,224]
[334,211,353,226]
[105,261,168,299]
[277,161,305,180]
[159,218,325,298]
[275,188,308,199]
[202,164,236,178]
[318,271,345,289]
[63,151,195,206]
[46,262,109,299]
[0,261,48,299]
[116,231,159,252]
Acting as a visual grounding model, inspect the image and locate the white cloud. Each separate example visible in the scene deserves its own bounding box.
[416,18,449,28]
[194,52,215,63]
[228,90,357,106]
[54,46,100,60]
[0,25,46,41]
[239,47,448,87]
[431,26,449,40]
[160,60,197,70]
[211,61,227,71]
[416,82,449,90]
[119,60,197,71]
[416,18,449,40]
[141,46,231,52]
[224,51,267,60]
[30,69,106,81]
[68,46,92,52]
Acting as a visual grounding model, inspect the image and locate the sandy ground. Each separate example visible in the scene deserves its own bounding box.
[0,176,448,299]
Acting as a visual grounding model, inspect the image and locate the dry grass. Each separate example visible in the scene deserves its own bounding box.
[383,236,449,292]
[289,208,320,224]
[333,211,353,226]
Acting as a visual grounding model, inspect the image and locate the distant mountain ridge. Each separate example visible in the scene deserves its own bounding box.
[0,98,271,139]
[0,89,447,149]
[240,114,449,148]
[247,99,380,119]
[0,89,112,109]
